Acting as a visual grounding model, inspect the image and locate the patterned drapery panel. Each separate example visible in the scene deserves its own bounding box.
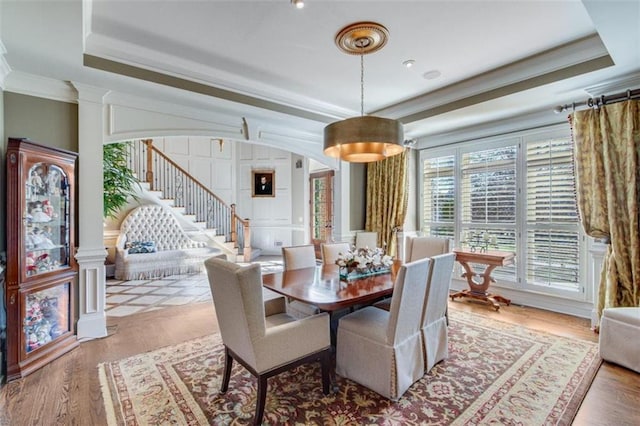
[365,151,408,257]
[570,100,640,317]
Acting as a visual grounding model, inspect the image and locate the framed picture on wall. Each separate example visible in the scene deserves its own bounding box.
[252,169,275,197]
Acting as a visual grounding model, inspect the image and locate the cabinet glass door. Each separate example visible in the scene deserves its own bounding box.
[24,163,70,277]
[23,282,72,353]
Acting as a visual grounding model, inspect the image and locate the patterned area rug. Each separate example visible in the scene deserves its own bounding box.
[98,310,600,425]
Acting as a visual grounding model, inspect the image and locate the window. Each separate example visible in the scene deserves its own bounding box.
[422,155,455,239]
[525,137,580,290]
[420,126,583,298]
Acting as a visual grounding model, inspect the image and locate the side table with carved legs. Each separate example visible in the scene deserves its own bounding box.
[450,249,515,311]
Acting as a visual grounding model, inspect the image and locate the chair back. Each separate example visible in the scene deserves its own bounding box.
[321,242,351,264]
[282,245,316,270]
[405,236,450,262]
[386,257,432,344]
[355,231,378,249]
[422,253,455,327]
[205,257,264,367]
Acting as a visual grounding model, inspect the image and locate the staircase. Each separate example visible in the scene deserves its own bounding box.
[125,139,256,262]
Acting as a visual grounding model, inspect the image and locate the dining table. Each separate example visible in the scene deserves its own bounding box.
[261,260,402,315]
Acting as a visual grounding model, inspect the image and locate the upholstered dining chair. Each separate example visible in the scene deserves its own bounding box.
[336,257,432,400]
[282,244,317,270]
[421,252,455,372]
[281,245,321,318]
[355,231,378,249]
[205,257,332,426]
[404,236,450,262]
[374,236,451,314]
[321,242,351,264]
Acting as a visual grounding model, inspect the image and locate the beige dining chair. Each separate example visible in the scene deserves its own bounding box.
[205,257,332,426]
[374,236,451,313]
[281,245,321,318]
[355,231,378,249]
[421,252,455,372]
[336,257,432,400]
[321,242,351,264]
[404,236,450,262]
[403,236,452,324]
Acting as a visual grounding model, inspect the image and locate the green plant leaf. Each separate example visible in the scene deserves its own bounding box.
[103,141,140,218]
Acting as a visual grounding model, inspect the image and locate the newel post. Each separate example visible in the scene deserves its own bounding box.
[243,219,251,262]
[230,204,237,245]
[143,139,154,190]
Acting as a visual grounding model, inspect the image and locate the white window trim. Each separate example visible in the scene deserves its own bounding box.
[419,123,590,312]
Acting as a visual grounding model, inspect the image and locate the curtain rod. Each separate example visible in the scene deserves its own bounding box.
[553,88,640,113]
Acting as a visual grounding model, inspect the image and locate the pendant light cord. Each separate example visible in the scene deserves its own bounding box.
[360,50,364,117]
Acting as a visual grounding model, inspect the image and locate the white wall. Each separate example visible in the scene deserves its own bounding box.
[147,135,298,255]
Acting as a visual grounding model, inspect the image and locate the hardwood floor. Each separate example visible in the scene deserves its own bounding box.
[1,298,638,425]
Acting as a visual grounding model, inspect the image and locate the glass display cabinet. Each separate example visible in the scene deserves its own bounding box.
[5,138,78,381]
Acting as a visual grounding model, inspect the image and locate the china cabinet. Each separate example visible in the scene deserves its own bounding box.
[5,138,78,381]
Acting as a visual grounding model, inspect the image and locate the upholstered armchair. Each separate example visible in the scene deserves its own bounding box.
[421,253,455,372]
[404,236,450,262]
[355,231,378,249]
[205,257,332,426]
[281,245,321,318]
[336,258,432,400]
[320,242,351,264]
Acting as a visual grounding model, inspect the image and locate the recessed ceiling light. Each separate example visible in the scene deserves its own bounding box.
[423,70,441,80]
[403,59,415,68]
[291,0,304,9]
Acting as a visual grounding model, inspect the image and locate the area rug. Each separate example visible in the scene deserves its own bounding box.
[98,310,600,425]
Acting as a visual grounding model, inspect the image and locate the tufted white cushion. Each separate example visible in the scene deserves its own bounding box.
[114,204,220,280]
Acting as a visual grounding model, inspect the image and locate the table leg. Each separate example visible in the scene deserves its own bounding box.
[450,261,511,311]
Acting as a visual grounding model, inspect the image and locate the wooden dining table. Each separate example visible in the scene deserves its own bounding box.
[261,260,402,314]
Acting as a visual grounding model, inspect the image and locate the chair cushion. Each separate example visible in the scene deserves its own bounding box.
[338,306,389,343]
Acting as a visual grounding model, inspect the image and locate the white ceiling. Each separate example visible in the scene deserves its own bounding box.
[1,0,639,150]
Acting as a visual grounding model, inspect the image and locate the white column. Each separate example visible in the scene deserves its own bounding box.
[72,83,109,340]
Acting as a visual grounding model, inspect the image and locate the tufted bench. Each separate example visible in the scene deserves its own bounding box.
[114,204,221,280]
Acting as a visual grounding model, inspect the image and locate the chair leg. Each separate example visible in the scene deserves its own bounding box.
[320,350,331,395]
[221,346,233,393]
[254,375,268,426]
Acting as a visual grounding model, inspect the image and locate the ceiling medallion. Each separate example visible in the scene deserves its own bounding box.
[335,22,389,55]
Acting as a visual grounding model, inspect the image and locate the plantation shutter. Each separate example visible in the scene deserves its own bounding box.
[422,154,455,238]
[460,146,517,280]
[525,138,580,290]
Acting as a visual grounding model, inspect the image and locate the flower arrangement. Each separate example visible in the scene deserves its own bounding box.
[335,246,393,281]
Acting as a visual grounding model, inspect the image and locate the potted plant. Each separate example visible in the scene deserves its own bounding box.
[103,141,140,218]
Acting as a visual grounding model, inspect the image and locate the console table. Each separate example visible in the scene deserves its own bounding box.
[450,249,515,311]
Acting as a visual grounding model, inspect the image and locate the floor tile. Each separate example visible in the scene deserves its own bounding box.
[132,295,167,305]
[106,256,283,317]
[106,294,138,304]
[150,287,183,296]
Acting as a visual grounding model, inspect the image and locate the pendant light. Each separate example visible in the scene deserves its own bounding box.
[324,22,404,163]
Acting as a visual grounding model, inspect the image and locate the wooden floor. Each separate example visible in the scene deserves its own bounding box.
[1,299,638,425]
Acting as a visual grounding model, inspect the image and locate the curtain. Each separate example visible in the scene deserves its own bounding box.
[570,100,640,319]
[365,151,408,257]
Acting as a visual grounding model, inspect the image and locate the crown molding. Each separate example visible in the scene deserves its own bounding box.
[584,71,640,97]
[373,34,611,123]
[414,107,567,149]
[0,40,12,90]
[5,71,77,103]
